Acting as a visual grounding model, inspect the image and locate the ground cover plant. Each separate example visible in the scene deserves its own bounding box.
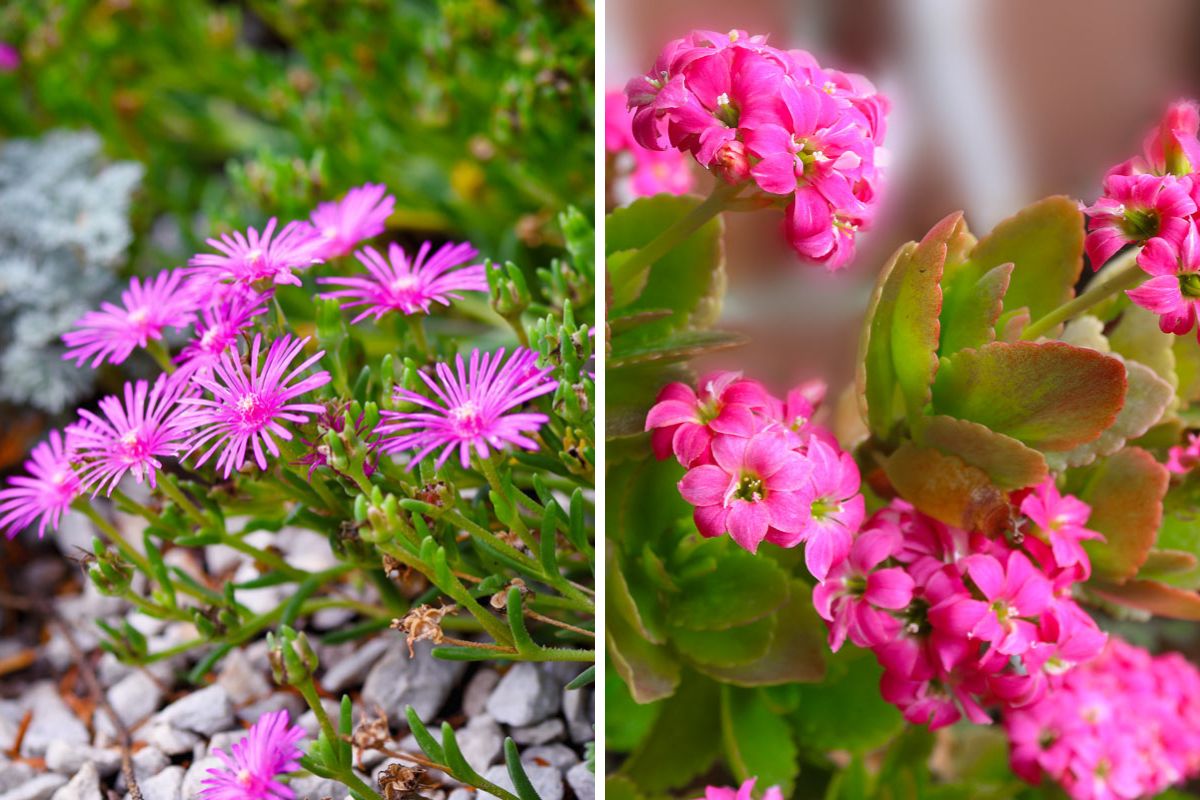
[607,27,1200,800]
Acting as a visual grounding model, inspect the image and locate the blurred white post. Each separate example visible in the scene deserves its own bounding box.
[897,0,1029,229]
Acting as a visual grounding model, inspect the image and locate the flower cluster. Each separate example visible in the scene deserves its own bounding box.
[625,30,888,269]
[605,90,694,200]
[1004,637,1200,800]
[1,182,529,541]
[200,709,307,800]
[1084,100,1200,339]
[816,485,1107,731]
[646,371,863,579]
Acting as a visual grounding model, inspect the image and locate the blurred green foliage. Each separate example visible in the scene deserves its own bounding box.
[0,0,594,265]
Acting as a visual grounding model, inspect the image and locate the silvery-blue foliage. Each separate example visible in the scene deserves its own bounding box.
[0,130,143,411]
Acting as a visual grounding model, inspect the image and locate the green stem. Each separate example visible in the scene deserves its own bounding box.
[1021,248,1146,340]
[156,477,209,528]
[146,339,175,374]
[76,501,152,575]
[609,179,743,303]
[507,316,531,348]
[406,314,432,359]
[476,455,536,551]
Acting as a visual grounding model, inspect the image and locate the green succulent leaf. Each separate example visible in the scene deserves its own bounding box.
[667,545,790,632]
[608,328,749,370]
[619,670,721,792]
[790,648,904,753]
[1076,447,1169,582]
[884,441,1009,535]
[930,341,1127,452]
[672,616,774,668]
[607,602,681,705]
[1092,579,1200,620]
[915,414,1048,490]
[857,241,918,440]
[721,685,800,795]
[939,260,1012,356]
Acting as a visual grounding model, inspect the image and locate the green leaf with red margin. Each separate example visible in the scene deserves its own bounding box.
[857,241,917,439]
[930,341,1126,452]
[608,606,681,704]
[721,685,799,795]
[1139,549,1199,579]
[939,261,1012,356]
[966,196,1085,338]
[790,648,905,753]
[890,213,959,423]
[1077,447,1169,582]
[692,580,826,686]
[915,415,1048,490]
[619,670,721,792]
[884,441,1010,535]
[1091,579,1200,621]
[671,617,774,668]
[608,542,666,644]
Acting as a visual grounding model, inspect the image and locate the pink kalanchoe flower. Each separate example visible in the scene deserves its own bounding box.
[645,371,772,467]
[1110,99,1200,179]
[678,431,813,553]
[813,522,914,651]
[62,269,196,368]
[316,241,487,323]
[929,550,1052,658]
[1167,432,1200,474]
[199,709,306,800]
[1019,479,1103,573]
[68,374,193,496]
[606,91,695,198]
[176,286,269,375]
[308,183,395,259]
[791,439,865,580]
[375,348,557,469]
[188,218,322,289]
[1083,173,1195,268]
[180,334,331,478]
[698,779,783,800]
[0,431,80,540]
[0,43,19,72]
[1127,220,1200,338]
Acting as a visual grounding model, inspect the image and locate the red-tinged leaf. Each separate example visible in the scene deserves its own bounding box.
[968,196,1085,338]
[857,242,917,439]
[930,341,1126,452]
[1091,580,1200,621]
[916,414,1048,491]
[883,441,1010,535]
[1078,447,1169,582]
[608,608,680,704]
[1139,549,1199,578]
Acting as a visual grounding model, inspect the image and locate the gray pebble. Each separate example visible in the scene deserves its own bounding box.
[135,721,201,756]
[20,684,89,757]
[100,672,163,735]
[566,763,595,800]
[522,744,580,771]
[481,764,563,800]
[510,718,565,746]
[236,692,305,726]
[562,685,594,744]
[0,773,68,800]
[44,741,120,777]
[486,664,561,727]
[133,765,184,800]
[462,668,501,717]
[319,637,391,694]
[158,683,233,736]
[456,715,504,770]
[217,649,272,705]
[206,729,248,758]
[50,762,100,800]
[0,762,34,793]
[360,639,465,728]
[288,774,351,799]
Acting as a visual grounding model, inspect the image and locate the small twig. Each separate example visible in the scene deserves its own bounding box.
[7,710,31,759]
[525,610,594,638]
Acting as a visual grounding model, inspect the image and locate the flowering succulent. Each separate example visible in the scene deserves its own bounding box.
[199,709,306,800]
[307,183,396,259]
[61,269,195,368]
[606,90,695,200]
[0,430,80,540]
[188,218,323,289]
[611,45,1200,800]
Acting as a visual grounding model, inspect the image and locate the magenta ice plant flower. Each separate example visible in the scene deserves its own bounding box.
[177,286,270,375]
[1019,479,1103,573]
[0,431,80,540]
[317,241,487,323]
[678,431,813,553]
[791,438,865,580]
[645,371,772,467]
[307,183,395,259]
[199,709,306,800]
[180,334,331,478]
[375,347,556,469]
[813,522,914,651]
[1127,220,1200,338]
[188,218,322,289]
[62,269,196,368]
[0,43,19,72]
[68,374,193,496]
[1083,173,1196,268]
